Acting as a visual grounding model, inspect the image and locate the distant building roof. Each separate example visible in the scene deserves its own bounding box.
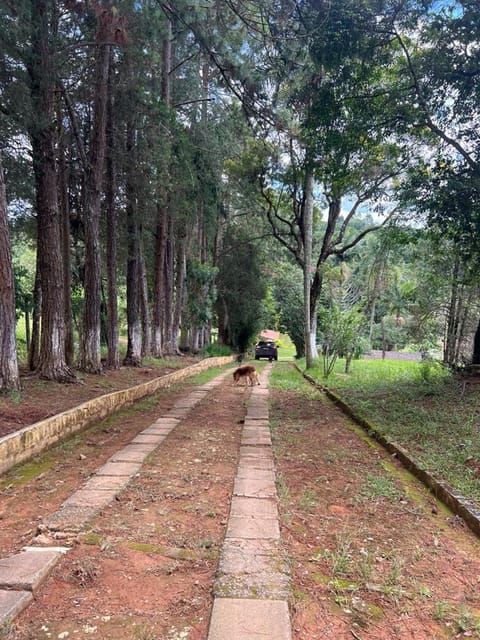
[260,329,280,341]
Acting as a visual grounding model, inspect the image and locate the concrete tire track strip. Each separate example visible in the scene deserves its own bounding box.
[0,364,292,640]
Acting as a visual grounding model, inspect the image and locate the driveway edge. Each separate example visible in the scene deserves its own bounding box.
[0,356,235,476]
[299,367,480,539]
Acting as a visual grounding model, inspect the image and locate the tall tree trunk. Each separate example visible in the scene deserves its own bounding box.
[163,215,175,353]
[161,20,172,106]
[29,0,75,383]
[454,288,469,364]
[381,317,386,359]
[56,96,74,366]
[152,203,167,357]
[28,263,41,371]
[198,55,209,263]
[123,120,142,367]
[78,38,110,373]
[170,239,186,354]
[217,294,230,345]
[139,235,151,358]
[368,298,376,342]
[105,51,119,369]
[0,157,20,392]
[444,253,461,366]
[25,309,31,354]
[191,328,200,353]
[152,22,172,358]
[302,166,314,368]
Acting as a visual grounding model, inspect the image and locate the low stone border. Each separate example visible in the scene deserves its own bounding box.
[0,368,233,626]
[298,367,480,539]
[0,356,235,476]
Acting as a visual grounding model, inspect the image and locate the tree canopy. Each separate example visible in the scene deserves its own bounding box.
[1,0,480,391]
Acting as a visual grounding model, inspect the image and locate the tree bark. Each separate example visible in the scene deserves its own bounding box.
[105,51,119,369]
[56,95,74,366]
[170,239,186,354]
[25,309,31,354]
[163,216,175,353]
[217,294,230,345]
[29,0,75,383]
[444,253,460,366]
[152,203,167,357]
[28,263,41,372]
[78,37,111,373]
[381,317,386,359]
[152,22,172,358]
[0,156,20,392]
[302,166,314,368]
[139,235,151,358]
[122,119,142,367]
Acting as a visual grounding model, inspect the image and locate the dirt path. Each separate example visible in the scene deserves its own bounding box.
[1,362,480,639]
[270,369,480,640]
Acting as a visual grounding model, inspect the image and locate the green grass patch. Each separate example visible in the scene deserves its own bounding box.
[357,474,403,502]
[276,334,297,360]
[300,357,480,508]
[0,454,55,490]
[203,343,234,357]
[140,356,190,370]
[187,364,232,385]
[270,363,320,398]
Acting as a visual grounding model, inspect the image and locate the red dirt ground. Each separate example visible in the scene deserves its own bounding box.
[1,361,480,639]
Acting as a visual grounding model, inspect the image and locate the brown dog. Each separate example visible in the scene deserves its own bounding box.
[233,365,260,386]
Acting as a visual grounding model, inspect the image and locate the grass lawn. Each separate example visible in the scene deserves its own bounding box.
[294,357,480,508]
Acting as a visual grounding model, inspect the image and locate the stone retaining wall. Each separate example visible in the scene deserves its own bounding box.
[0,356,235,476]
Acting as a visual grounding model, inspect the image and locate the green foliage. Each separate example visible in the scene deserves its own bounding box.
[259,287,279,334]
[318,302,364,377]
[271,263,304,358]
[371,317,409,351]
[401,161,480,265]
[216,227,267,352]
[2,0,480,372]
[186,258,218,327]
[203,343,233,357]
[416,357,444,384]
[11,236,35,320]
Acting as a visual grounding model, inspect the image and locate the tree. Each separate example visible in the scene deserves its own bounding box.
[104,50,120,369]
[378,1,480,364]
[216,227,267,353]
[28,0,75,382]
[318,302,363,376]
[183,0,406,366]
[0,156,20,392]
[272,263,305,358]
[78,4,125,373]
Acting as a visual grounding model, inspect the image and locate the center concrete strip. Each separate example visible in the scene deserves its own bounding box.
[208,364,292,640]
[208,599,291,640]
[0,369,233,626]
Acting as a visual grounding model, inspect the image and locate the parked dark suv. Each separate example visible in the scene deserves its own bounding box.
[254,341,278,361]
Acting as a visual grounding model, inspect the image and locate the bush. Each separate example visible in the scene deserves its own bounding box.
[417,356,444,383]
[203,343,234,357]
